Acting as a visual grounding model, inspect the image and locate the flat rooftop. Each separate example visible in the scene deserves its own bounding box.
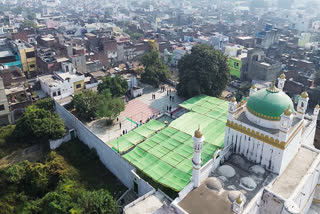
[179,155,274,214]
[0,50,14,58]
[56,72,82,80]
[124,191,171,214]
[270,146,318,199]
[39,75,59,87]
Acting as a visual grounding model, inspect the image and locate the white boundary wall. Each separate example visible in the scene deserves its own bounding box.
[55,101,153,196]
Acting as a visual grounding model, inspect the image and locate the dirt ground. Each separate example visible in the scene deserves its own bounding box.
[0,144,44,168]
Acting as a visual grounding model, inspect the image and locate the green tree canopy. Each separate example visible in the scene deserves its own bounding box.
[72,90,99,120]
[73,89,125,123]
[177,44,230,98]
[23,20,37,29]
[141,50,170,87]
[95,89,125,123]
[14,106,65,144]
[34,98,55,112]
[0,140,120,214]
[97,75,128,97]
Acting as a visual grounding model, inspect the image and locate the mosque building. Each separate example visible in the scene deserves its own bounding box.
[172,74,320,214]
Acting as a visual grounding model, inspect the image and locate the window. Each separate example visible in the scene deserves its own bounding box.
[76,84,82,89]
[53,92,57,97]
[58,91,61,96]
[0,105,5,111]
[30,64,35,68]
[26,51,35,58]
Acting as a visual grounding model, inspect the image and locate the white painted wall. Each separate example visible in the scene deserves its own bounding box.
[55,102,153,196]
[225,124,284,174]
[246,110,280,129]
[49,132,71,150]
[39,73,85,100]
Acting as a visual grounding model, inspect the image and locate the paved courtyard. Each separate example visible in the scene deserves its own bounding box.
[86,85,184,144]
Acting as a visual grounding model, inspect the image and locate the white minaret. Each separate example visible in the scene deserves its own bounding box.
[297,91,309,119]
[278,73,286,91]
[228,97,238,121]
[249,84,257,96]
[313,104,320,121]
[279,106,294,142]
[192,127,205,188]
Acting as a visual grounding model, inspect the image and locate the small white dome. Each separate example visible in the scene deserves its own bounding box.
[240,177,257,191]
[217,165,236,178]
[206,177,223,191]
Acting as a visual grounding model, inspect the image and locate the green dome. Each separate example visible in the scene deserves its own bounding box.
[247,88,294,121]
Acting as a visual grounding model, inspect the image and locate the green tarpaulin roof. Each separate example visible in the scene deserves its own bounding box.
[122,95,227,191]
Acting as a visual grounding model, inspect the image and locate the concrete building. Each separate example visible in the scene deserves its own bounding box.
[225,45,248,79]
[11,40,37,78]
[38,64,85,100]
[245,49,282,81]
[0,64,26,88]
[0,77,11,125]
[255,24,281,50]
[196,33,229,51]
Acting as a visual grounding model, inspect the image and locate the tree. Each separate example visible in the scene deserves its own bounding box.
[23,20,37,29]
[177,44,230,98]
[14,106,65,143]
[35,98,55,112]
[72,90,99,120]
[97,75,128,97]
[141,51,171,87]
[95,90,125,124]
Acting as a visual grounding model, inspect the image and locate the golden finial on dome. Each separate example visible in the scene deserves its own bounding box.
[266,79,280,93]
[284,106,292,116]
[194,126,203,138]
[251,84,256,89]
[316,104,320,109]
[280,73,286,79]
[236,196,243,204]
[231,96,236,102]
[301,91,308,99]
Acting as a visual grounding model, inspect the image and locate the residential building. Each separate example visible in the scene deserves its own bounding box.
[0,77,11,125]
[12,40,37,78]
[0,64,26,88]
[255,24,281,50]
[38,64,85,100]
[244,48,282,81]
[225,45,248,79]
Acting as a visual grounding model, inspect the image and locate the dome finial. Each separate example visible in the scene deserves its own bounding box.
[280,73,286,79]
[266,79,279,93]
[301,91,308,99]
[231,96,236,102]
[236,196,243,204]
[284,105,292,116]
[194,125,203,138]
